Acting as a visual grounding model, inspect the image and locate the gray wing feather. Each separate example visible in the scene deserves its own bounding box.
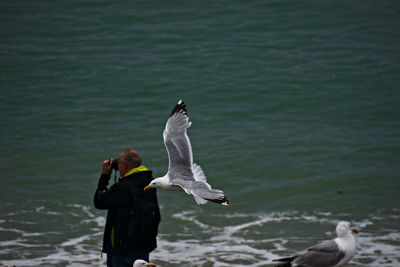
[162,101,229,205]
[293,240,345,267]
[308,240,341,253]
[164,131,193,177]
[163,110,194,182]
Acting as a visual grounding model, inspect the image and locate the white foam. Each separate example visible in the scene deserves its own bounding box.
[151,210,400,266]
[68,204,95,218]
[1,204,399,266]
[1,247,105,267]
[82,216,106,227]
[60,234,93,247]
[0,237,51,248]
[36,206,45,212]
[7,219,38,225]
[172,210,212,230]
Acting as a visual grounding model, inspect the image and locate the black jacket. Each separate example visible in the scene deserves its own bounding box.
[94,170,160,253]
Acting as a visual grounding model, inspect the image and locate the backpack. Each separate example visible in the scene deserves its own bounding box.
[125,181,161,251]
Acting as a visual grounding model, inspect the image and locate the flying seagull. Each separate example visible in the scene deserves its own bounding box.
[144,100,229,205]
[273,221,358,267]
[133,259,156,267]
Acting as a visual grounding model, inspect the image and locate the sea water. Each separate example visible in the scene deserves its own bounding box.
[1,1,399,266]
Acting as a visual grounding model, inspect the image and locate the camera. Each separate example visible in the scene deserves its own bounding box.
[111,159,118,170]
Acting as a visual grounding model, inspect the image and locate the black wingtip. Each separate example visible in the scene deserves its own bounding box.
[273,263,292,267]
[169,99,187,116]
[272,257,294,264]
[206,196,230,206]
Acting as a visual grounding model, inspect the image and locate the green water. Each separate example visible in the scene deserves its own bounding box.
[1,1,399,266]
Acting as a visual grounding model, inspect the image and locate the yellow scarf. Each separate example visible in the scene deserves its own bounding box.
[122,165,149,178]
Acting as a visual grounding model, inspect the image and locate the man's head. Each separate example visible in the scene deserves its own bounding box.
[118,149,142,176]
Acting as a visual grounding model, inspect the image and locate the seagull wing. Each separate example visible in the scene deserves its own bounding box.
[293,240,345,267]
[163,100,194,181]
[161,100,229,206]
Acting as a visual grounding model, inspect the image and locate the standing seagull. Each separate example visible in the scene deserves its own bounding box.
[144,100,229,205]
[273,221,358,267]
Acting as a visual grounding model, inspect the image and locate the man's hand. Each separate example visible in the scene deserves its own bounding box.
[101,158,113,175]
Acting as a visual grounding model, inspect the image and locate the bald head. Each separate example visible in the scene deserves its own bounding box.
[119,149,142,169]
[116,149,142,176]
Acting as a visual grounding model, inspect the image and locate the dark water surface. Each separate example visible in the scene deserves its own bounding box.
[1,1,399,266]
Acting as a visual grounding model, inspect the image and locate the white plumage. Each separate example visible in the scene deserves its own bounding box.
[274,221,358,267]
[133,259,156,267]
[144,100,229,205]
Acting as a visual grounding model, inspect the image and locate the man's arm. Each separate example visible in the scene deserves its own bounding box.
[93,159,122,210]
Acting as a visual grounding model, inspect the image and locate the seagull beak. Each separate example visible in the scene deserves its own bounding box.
[352,228,359,234]
[143,185,151,191]
[146,263,156,267]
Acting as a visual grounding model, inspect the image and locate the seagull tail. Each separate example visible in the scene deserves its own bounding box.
[192,188,229,206]
[206,193,229,205]
[272,256,295,265]
[191,164,228,205]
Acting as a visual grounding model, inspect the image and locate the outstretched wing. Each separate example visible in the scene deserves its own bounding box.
[162,100,230,206]
[163,100,194,181]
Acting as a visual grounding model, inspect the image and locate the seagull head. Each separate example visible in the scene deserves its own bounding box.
[144,177,169,191]
[336,221,359,238]
[133,259,156,267]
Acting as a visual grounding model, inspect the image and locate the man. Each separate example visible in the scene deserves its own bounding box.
[94,149,160,267]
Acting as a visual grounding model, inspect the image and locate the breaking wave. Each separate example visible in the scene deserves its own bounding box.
[0,203,399,266]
